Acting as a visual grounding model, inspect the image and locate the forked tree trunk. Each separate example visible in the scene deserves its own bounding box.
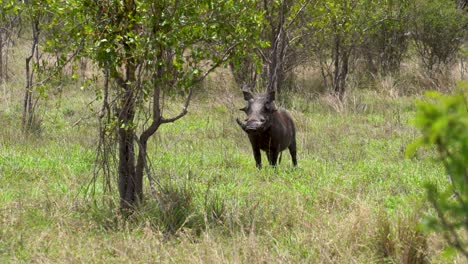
[134,71,162,202]
[332,35,349,101]
[117,65,191,210]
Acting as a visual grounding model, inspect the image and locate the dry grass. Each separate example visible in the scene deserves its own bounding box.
[2,41,468,263]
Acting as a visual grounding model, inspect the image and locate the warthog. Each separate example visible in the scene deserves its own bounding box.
[236,88,297,168]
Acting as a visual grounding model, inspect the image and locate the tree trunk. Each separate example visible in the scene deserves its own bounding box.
[456,0,467,10]
[22,21,39,131]
[117,86,137,210]
[266,1,287,95]
[333,35,340,94]
[117,0,149,211]
[337,51,349,101]
[4,34,8,81]
[0,30,3,82]
[116,0,139,209]
[135,123,160,204]
[23,55,32,129]
[117,58,139,210]
[118,125,136,210]
[231,0,295,95]
[134,141,146,202]
[332,35,349,101]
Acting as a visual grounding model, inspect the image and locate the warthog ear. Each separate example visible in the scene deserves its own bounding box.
[267,90,276,102]
[239,107,247,112]
[241,83,254,101]
[243,91,254,101]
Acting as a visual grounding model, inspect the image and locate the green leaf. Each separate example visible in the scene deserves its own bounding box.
[405,137,424,158]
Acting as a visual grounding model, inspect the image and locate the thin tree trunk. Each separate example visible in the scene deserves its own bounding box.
[337,51,349,101]
[332,34,349,101]
[23,57,33,130]
[135,75,162,202]
[134,141,147,202]
[317,48,330,90]
[22,19,40,131]
[460,57,465,80]
[4,34,8,81]
[0,30,3,82]
[332,35,340,95]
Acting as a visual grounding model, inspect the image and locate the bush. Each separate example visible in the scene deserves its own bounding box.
[407,82,468,258]
[411,0,468,72]
[361,1,410,76]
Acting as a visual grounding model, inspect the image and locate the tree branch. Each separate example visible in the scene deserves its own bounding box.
[160,87,193,124]
[160,42,240,124]
[35,39,85,87]
[284,0,314,31]
[429,192,468,258]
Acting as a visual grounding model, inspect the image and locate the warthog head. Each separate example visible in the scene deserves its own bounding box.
[236,87,277,135]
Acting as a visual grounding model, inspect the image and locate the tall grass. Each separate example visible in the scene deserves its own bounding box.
[1,50,466,262]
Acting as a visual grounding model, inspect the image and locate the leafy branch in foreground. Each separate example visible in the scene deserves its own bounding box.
[407,82,468,258]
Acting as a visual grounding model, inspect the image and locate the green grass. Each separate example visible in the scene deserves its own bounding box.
[0,66,465,262]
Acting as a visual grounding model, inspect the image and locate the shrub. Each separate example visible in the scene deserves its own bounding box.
[407,82,468,258]
[411,0,468,72]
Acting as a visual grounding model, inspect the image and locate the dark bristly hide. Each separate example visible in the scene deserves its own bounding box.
[236,87,297,168]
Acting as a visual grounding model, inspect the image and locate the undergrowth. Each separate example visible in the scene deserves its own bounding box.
[1,63,466,262]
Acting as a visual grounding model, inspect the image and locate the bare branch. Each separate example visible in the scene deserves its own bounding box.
[429,193,468,258]
[160,87,193,124]
[284,0,314,31]
[160,42,240,124]
[263,0,273,26]
[363,17,403,33]
[35,39,85,87]
[99,68,110,119]
[256,47,271,64]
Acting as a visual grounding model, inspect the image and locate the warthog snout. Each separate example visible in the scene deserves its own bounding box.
[238,118,267,133]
